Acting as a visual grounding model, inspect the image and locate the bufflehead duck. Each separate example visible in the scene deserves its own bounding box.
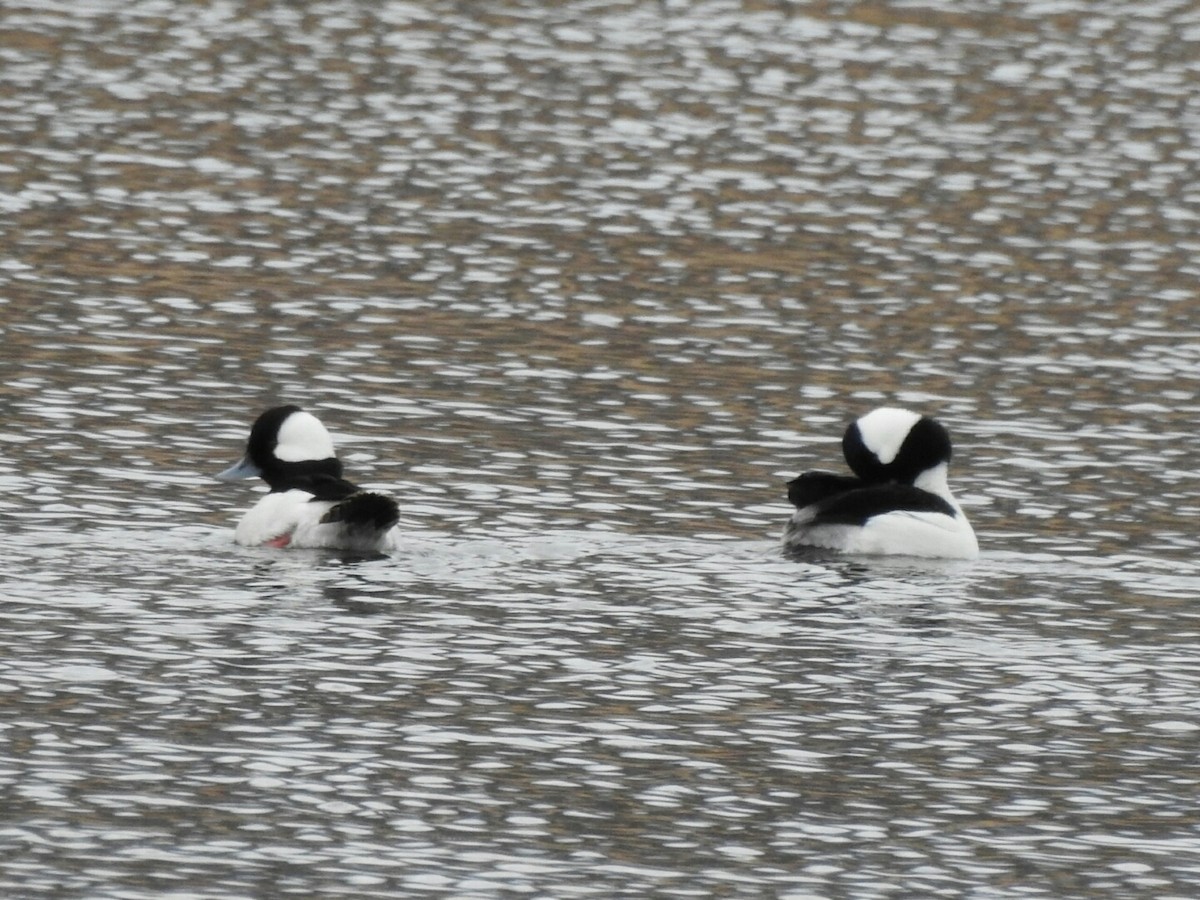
[217,405,400,552]
[783,407,978,559]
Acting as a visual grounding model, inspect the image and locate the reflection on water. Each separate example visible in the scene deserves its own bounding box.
[6,528,1200,897]
[3,0,1200,896]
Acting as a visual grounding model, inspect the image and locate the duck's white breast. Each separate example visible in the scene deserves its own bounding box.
[233,490,333,547]
[786,507,978,560]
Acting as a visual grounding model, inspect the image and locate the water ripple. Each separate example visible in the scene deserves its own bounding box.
[4,0,1200,896]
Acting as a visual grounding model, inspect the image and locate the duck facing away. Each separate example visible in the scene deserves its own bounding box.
[217,405,399,552]
[783,407,978,559]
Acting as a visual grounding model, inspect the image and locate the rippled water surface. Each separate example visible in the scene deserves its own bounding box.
[4,0,1200,896]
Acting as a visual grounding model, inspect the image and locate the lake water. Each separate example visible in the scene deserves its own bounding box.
[3,0,1200,897]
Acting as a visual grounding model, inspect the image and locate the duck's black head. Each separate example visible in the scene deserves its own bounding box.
[842,407,953,485]
[218,405,344,490]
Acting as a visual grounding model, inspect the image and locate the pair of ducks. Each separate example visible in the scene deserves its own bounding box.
[219,405,979,559]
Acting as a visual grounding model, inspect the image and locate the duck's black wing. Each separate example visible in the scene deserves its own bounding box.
[787,471,865,509]
[319,491,400,532]
[291,472,363,502]
[807,483,956,527]
[298,473,400,532]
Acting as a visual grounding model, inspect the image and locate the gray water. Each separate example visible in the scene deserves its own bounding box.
[3,1,1200,897]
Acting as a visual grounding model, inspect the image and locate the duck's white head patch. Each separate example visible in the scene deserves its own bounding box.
[855,407,921,465]
[275,410,336,462]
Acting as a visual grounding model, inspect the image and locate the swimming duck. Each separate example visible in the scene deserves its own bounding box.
[217,405,399,552]
[783,407,978,559]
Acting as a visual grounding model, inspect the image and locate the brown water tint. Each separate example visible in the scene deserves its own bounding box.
[3,1,1200,897]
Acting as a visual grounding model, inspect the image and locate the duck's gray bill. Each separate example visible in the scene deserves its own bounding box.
[216,455,262,481]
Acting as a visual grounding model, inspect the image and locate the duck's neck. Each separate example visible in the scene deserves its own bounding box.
[914,462,957,505]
